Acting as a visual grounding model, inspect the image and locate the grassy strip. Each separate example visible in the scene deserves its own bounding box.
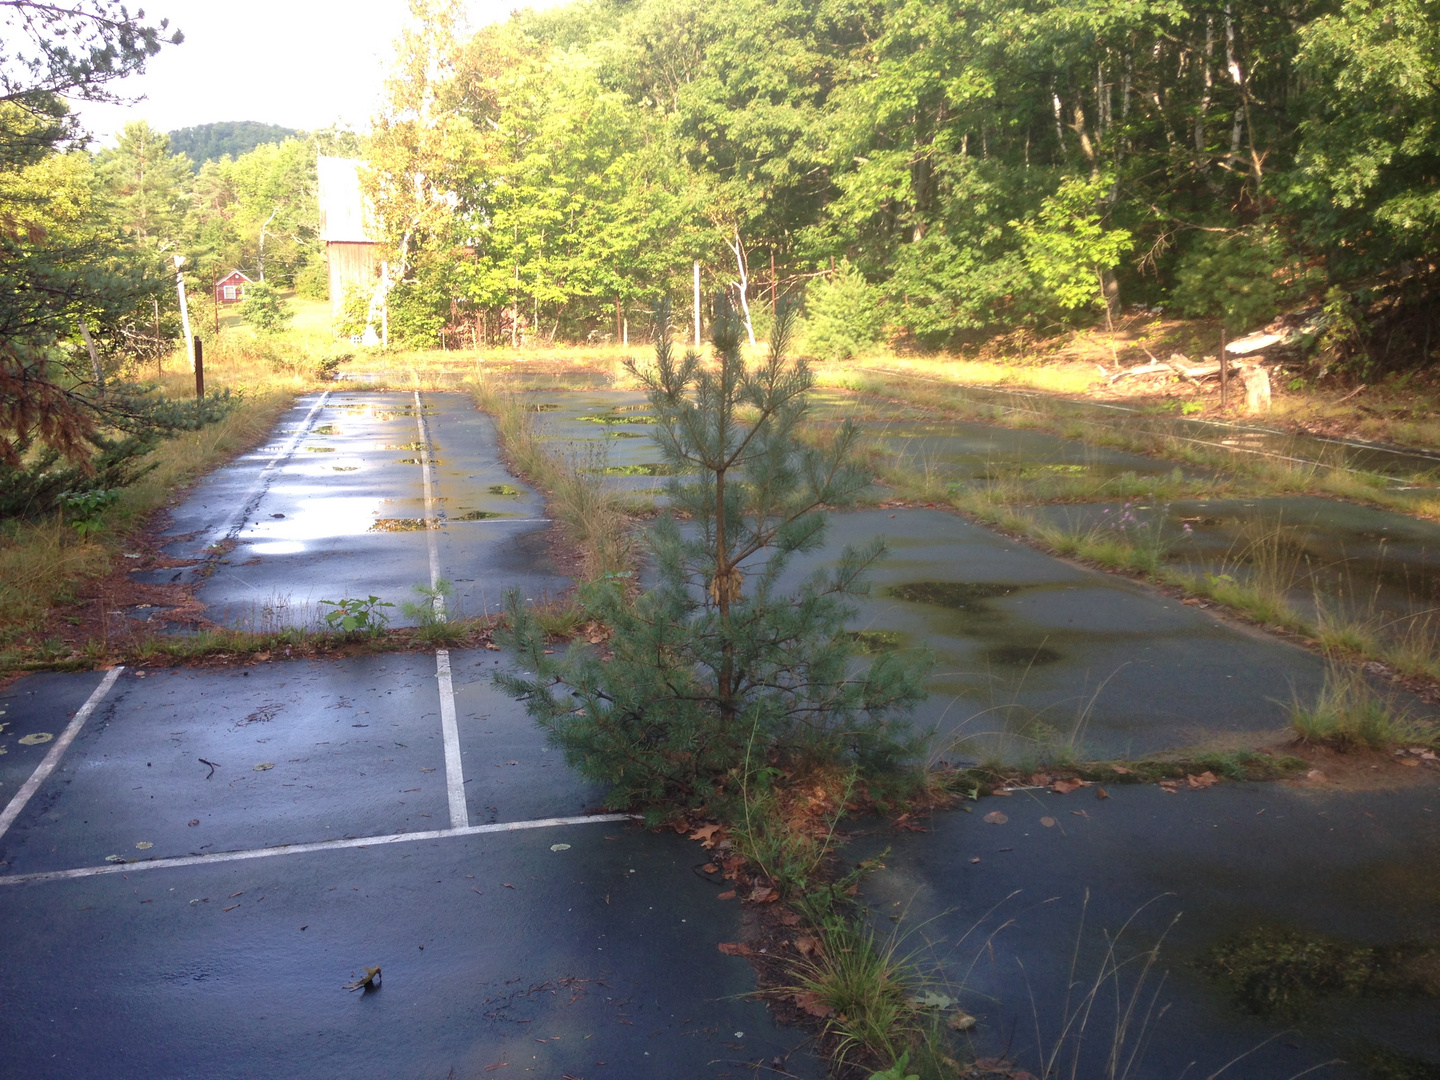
[0,390,293,661]
[466,378,633,582]
[826,367,1440,521]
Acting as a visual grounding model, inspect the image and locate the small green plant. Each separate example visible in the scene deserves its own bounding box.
[868,1052,920,1080]
[402,579,468,644]
[318,595,394,636]
[1179,402,1203,416]
[56,489,120,538]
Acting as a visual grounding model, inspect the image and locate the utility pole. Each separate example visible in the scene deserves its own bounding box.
[174,255,195,371]
[693,260,701,347]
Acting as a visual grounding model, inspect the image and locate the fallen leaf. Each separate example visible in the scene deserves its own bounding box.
[1096,786,1110,800]
[1399,757,1421,768]
[718,942,754,957]
[502,882,515,889]
[717,890,736,900]
[187,819,199,827]
[970,856,981,864]
[1070,810,1089,819]
[1039,816,1057,828]
[549,843,571,852]
[343,966,382,992]
[750,885,777,903]
[911,991,955,1009]
[1306,769,1330,783]
[779,911,802,926]
[253,762,274,772]
[703,864,717,873]
[1051,778,1083,795]
[690,823,722,847]
[792,992,832,1018]
[1159,780,1179,793]
[1111,764,1131,775]
[949,1010,978,1032]
[1187,771,1219,789]
[222,904,239,912]
[135,841,153,850]
[793,935,822,957]
[983,811,1009,825]
[484,641,502,651]
[18,732,53,745]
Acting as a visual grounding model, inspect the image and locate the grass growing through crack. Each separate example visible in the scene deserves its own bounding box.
[1287,660,1431,750]
[467,378,632,582]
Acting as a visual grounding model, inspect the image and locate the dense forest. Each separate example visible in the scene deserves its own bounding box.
[168,121,301,169]
[360,0,1439,376]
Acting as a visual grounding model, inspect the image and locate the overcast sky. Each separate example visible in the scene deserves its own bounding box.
[72,0,564,144]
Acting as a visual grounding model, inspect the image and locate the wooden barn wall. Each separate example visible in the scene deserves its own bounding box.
[327,242,379,319]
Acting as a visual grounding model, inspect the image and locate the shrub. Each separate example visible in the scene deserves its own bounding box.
[803,260,886,360]
[239,281,293,335]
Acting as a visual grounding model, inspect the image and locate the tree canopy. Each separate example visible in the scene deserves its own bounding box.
[352,0,1438,369]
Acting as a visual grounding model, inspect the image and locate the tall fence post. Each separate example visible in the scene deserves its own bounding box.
[194,337,205,402]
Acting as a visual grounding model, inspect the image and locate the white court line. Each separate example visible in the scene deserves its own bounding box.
[0,814,636,887]
[0,667,124,841]
[436,649,469,828]
[414,390,443,595]
[199,390,330,552]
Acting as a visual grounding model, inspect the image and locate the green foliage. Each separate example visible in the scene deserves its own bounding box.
[334,283,371,340]
[802,260,884,360]
[402,579,468,644]
[1016,176,1133,315]
[318,595,394,636]
[238,281,293,335]
[1173,228,1307,333]
[495,304,930,814]
[294,257,329,301]
[166,122,300,169]
[868,1052,920,1080]
[56,488,119,537]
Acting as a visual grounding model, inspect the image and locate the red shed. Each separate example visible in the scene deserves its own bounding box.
[215,270,253,304]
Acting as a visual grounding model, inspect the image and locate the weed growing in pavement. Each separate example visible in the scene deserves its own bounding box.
[1287,659,1427,750]
[402,579,470,645]
[318,596,394,637]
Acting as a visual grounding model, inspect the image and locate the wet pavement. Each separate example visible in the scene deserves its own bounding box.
[7,383,1439,1077]
[0,652,820,1079]
[770,509,1389,760]
[151,391,563,628]
[849,778,1440,1079]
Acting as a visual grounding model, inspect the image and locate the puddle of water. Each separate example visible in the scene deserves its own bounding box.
[487,484,522,497]
[983,643,1063,667]
[452,510,517,521]
[370,517,440,532]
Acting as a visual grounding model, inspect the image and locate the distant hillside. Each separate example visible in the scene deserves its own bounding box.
[168,122,301,168]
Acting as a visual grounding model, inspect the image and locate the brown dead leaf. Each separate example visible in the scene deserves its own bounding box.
[1111,764,1131,775]
[1399,757,1421,768]
[1096,786,1110,800]
[1029,773,1052,787]
[949,1010,978,1032]
[1187,771,1219,789]
[718,942,754,957]
[1039,816,1057,828]
[780,911,803,927]
[793,935,822,957]
[792,992,833,1018]
[483,641,501,651]
[1052,778,1083,795]
[750,885,778,903]
[717,890,736,900]
[983,811,1009,825]
[690,823,722,847]
[1159,780,1179,793]
[1307,769,1330,783]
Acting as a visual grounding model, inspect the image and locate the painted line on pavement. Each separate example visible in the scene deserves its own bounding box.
[0,667,124,842]
[414,390,443,596]
[436,649,469,828]
[199,391,330,552]
[0,814,637,887]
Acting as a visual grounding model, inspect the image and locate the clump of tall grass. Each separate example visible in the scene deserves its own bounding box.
[1288,660,1419,750]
